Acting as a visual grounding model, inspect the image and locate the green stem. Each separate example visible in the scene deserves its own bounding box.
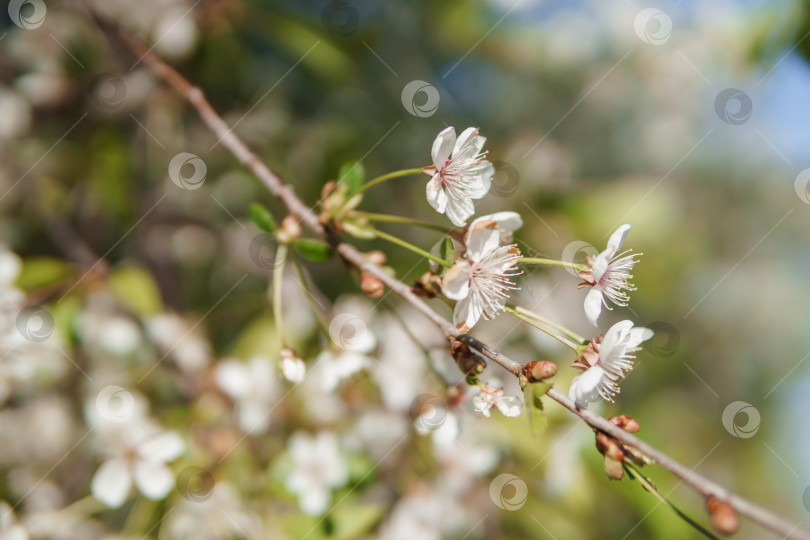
[513,305,587,344]
[365,226,451,268]
[353,211,449,232]
[273,244,288,348]
[518,257,586,271]
[624,463,720,540]
[504,306,578,351]
[355,168,425,194]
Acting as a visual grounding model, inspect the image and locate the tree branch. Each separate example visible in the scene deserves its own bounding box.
[83,9,809,540]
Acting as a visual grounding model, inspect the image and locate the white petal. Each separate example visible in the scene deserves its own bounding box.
[474,211,523,233]
[441,262,472,300]
[496,396,523,417]
[601,320,634,355]
[299,487,330,516]
[215,360,250,399]
[466,220,500,261]
[432,127,456,169]
[444,196,474,227]
[426,175,448,213]
[453,127,483,158]
[238,401,271,433]
[605,224,631,258]
[584,288,603,326]
[139,431,184,463]
[282,357,306,383]
[91,459,132,508]
[454,293,482,331]
[629,326,654,345]
[568,367,605,407]
[133,462,175,500]
[591,252,610,283]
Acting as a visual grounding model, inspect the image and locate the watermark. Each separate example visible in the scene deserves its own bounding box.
[642,321,680,358]
[794,169,810,204]
[16,305,54,343]
[90,73,127,110]
[328,313,371,351]
[489,160,520,198]
[176,466,215,503]
[561,240,597,277]
[8,0,46,30]
[168,152,207,190]
[401,80,440,118]
[321,0,359,37]
[721,401,760,439]
[248,234,284,271]
[714,88,753,125]
[634,8,672,46]
[489,473,528,511]
[410,393,448,432]
[95,385,136,423]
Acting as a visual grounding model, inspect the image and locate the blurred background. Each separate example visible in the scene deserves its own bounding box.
[1,0,809,538]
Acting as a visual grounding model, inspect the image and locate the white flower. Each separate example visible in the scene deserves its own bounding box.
[315,349,370,392]
[442,219,521,332]
[425,127,494,227]
[285,432,348,515]
[91,422,184,508]
[568,320,653,407]
[472,383,522,418]
[280,348,306,384]
[215,356,280,434]
[580,224,641,326]
[146,313,211,372]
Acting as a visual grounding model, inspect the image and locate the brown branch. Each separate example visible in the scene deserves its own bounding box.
[84,9,809,540]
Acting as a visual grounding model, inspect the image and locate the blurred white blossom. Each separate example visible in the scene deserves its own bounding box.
[285,432,348,515]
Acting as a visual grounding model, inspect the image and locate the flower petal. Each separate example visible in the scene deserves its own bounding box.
[91,459,132,508]
[431,126,456,169]
[299,486,330,516]
[466,220,500,261]
[629,326,654,346]
[444,195,474,227]
[584,288,603,326]
[215,360,250,400]
[139,431,184,463]
[605,224,631,258]
[601,320,634,355]
[466,161,494,199]
[568,366,605,407]
[496,396,523,417]
[426,174,448,213]
[133,462,175,500]
[474,211,523,233]
[452,127,481,158]
[441,262,472,300]
[454,293,482,331]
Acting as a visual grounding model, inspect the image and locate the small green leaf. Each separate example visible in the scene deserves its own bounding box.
[442,236,456,264]
[17,257,73,292]
[108,266,164,316]
[249,203,277,233]
[294,239,334,262]
[338,160,365,196]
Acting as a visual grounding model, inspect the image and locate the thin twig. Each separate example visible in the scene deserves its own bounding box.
[82,9,810,540]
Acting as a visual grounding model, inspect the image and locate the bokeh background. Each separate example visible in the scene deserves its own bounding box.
[1,0,809,538]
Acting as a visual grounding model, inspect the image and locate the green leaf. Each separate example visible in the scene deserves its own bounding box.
[108,266,164,316]
[338,161,365,196]
[17,257,73,292]
[294,239,334,262]
[442,236,456,264]
[329,503,385,540]
[523,382,551,436]
[249,203,278,233]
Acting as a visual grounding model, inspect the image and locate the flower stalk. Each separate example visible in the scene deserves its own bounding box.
[355,168,425,194]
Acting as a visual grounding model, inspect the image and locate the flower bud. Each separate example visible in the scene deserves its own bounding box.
[450,339,485,376]
[595,431,625,462]
[413,271,442,298]
[365,250,386,266]
[522,360,557,382]
[603,456,625,481]
[360,271,384,298]
[279,215,302,242]
[706,496,739,536]
[321,181,338,199]
[609,415,640,433]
